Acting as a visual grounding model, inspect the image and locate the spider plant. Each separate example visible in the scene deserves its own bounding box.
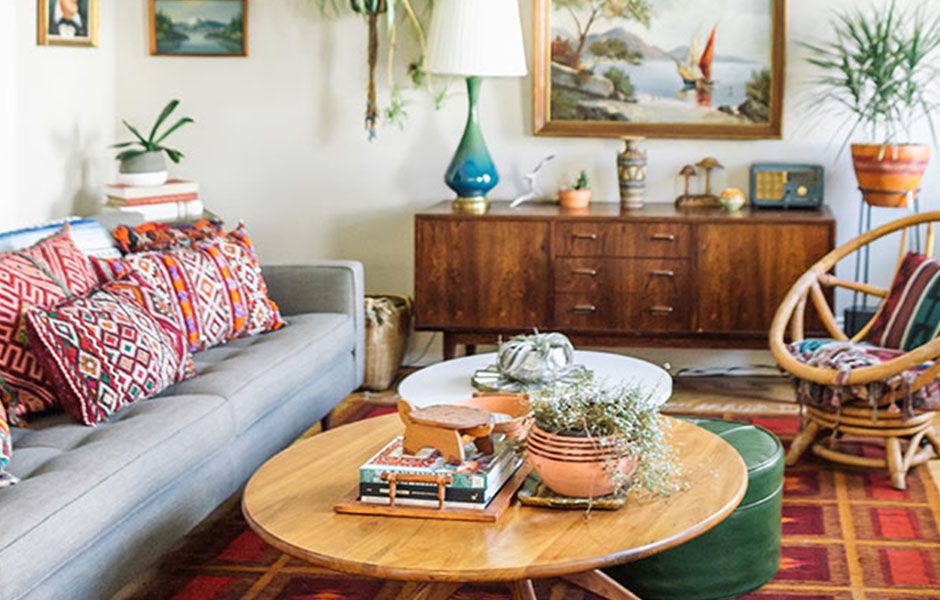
[112,99,193,164]
[802,0,940,153]
[313,0,445,139]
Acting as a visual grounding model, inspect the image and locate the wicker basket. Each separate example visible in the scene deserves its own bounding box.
[362,294,413,391]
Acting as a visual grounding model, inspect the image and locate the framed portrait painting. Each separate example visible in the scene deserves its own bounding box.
[533,0,786,139]
[149,0,247,57]
[38,0,99,47]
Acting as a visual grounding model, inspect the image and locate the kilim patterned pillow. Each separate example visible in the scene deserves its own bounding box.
[0,226,99,422]
[0,402,10,469]
[25,273,195,426]
[91,224,285,353]
[864,252,940,351]
[111,219,224,254]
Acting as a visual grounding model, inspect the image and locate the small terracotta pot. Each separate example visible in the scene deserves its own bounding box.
[851,143,930,207]
[455,393,532,441]
[526,424,637,497]
[558,189,592,209]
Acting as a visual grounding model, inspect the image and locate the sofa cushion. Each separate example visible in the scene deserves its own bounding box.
[111,219,224,254]
[91,226,284,353]
[0,392,233,600]
[0,227,100,421]
[26,274,195,426]
[865,252,940,351]
[0,217,120,259]
[165,313,354,434]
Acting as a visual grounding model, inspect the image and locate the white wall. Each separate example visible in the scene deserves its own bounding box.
[13,0,116,227]
[0,1,16,229]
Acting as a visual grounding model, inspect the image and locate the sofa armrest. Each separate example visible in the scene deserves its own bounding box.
[262,260,365,386]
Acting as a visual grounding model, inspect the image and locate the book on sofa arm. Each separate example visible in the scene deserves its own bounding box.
[358,436,522,509]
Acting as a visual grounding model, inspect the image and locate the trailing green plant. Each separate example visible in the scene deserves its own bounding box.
[112,99,193,164]
[529,377,682,497]
[312,0,446,139]
[802,0,940,151]
[573,170,589,190]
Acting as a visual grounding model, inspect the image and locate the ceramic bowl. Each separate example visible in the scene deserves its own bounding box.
[527,451,638,497]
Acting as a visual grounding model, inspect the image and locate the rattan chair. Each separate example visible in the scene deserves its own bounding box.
[770,211,940,490]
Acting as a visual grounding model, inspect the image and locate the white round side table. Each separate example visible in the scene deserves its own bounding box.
[398,350,672,407]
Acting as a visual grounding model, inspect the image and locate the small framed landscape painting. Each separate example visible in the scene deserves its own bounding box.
[38,0,99,47]
[149,0,247,57]
[533,0,786,139]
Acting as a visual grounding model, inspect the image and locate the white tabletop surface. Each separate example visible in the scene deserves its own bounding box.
[398,350,672,407]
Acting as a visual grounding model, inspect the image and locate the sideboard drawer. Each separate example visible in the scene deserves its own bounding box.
[554,292,691,332]
[554,257,690,296]
[555,222,692,258]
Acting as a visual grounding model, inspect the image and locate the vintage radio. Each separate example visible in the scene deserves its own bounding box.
[749,163,824,209]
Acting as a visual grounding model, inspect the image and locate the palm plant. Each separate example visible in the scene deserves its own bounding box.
[802,0,940,150]
[112,99,193,164]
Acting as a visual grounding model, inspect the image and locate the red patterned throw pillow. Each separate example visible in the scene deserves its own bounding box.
[25,273,195,426]
[864,252,940,351]
[0,227,99,421]
[112,219,224,254]
[91,224,285,352]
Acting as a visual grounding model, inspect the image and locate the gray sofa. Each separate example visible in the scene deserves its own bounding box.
[0,259,365,600]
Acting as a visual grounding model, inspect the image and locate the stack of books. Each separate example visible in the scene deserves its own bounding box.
[104,179,203,222]
[359,436,522,510]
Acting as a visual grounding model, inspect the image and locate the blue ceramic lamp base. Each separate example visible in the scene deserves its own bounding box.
[446,76,498,214]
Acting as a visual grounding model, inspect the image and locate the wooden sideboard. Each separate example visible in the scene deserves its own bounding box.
[414,202,835,358]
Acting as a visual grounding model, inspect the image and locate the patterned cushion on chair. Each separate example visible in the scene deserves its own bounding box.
[0,227,99,421]
[865,252,940,351]
[25,273,195,426]
[787,338,940,412]
[91,225,285,352]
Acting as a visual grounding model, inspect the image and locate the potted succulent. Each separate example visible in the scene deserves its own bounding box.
[558,170,592,209]
[112,99,193,186]
[803,1,940,207]
[525,377,680,498]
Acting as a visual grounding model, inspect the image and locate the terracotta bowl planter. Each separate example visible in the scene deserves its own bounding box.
[851,143,930,207]
[558,189,592,209]
[526,424,637,497]
[455,393,532,441]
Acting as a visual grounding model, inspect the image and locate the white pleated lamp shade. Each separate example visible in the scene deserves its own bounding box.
[426,0,528,77]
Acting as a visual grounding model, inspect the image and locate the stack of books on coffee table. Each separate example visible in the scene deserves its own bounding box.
[359,436,522,510]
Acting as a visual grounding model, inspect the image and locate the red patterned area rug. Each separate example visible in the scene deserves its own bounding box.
[128,401,940,600]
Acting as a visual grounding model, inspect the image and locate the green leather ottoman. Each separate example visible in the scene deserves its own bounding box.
[605,417,784,600]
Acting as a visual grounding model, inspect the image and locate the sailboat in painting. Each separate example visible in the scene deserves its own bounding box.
[677,25,717,89]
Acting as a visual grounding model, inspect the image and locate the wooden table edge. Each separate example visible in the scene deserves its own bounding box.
[241,419,748,583]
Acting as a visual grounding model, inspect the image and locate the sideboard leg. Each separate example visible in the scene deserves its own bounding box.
[507,579,538,600]
[561,570,643,600]
[443,332,457,360]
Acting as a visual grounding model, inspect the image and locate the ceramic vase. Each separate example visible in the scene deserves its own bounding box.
[851,143,930,208]
[526,424,637,497]
[117,151,168,186]
[618,137,647,209]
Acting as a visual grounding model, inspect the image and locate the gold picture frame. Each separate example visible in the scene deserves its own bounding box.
[37,0,99,47]
[533,0,786,139]
[149,0,248,57]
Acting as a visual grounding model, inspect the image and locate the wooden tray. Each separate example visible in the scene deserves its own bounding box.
[334,464,532,523]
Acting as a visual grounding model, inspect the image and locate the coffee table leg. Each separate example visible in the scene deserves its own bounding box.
[561,570,643,600]
[400,582,461,600]
[507,579,537,600]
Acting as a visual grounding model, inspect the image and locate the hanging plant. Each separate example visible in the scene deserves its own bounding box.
[315,0,446,140]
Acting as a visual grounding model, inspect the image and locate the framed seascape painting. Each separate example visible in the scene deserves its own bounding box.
[533,0,786,139]
[149,0,247,57]
[38,0,99,47]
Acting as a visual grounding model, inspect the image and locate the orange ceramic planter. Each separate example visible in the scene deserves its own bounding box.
[851,143,930,207]
[526,425,637,497]
[558,189,592,209]
[455,394,532,441]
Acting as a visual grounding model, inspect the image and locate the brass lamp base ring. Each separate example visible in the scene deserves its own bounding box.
[452,196,489,214]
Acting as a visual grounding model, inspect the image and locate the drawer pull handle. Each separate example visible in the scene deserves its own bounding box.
[572,304,597,313]
[572,233,599,240]
[651,233,676,241]
[572,268,598,276]
[651,270,675,278]
[650,305,674,315]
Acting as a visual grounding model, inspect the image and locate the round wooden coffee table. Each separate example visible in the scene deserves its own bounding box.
[398,350,673,408]
[243,413,747,600]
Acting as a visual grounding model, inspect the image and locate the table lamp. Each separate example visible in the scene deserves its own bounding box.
[426,0,527,214]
